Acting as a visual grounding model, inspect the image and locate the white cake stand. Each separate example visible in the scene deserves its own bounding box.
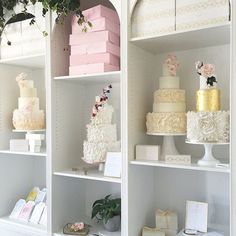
[186,140,229,166]
[147,133,186,160]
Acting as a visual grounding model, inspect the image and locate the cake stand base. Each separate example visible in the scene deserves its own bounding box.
[147,133,186,161]
[98,163,105,172]
[186,140,229,167]
[198,144,220,166]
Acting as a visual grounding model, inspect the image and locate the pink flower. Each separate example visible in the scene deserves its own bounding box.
[71,222,85,231]
[16,73,27,82]
[200,64,215,78]
[165,55,179,76]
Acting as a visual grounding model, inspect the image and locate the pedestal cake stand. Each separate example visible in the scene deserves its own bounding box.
[147,133,186,160]
[186,140,229,166]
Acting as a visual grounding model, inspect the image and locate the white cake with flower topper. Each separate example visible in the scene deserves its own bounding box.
[13,73,45,131]
[146,55,186,134]
[186,61,230,166]
[146,55,187,160]
[83,85,120,165]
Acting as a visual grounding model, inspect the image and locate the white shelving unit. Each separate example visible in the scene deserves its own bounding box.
[0,1,236,236]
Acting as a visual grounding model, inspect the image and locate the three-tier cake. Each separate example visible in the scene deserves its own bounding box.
[187,62,230,143]
[13,73,45,130]
[146,55,186,134]
[83,85,120,164]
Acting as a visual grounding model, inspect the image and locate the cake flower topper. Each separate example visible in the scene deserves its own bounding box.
[165,54,180,76]
[92,85,112,118]
[196,61,217,87]
[16,73,28,88]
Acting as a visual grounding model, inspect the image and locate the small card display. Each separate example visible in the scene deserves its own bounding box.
[104,152,122,178]
[9,199,26,219]
[185,201,208,233]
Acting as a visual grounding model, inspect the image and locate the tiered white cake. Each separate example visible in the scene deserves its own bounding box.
[13,73,45,130]
[83,86,120,164]
[146,55,186,134]
[187,62,230,143]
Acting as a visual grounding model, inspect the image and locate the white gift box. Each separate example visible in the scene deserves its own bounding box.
[136,145,160,161]
[26,134,45,141]
[162,228,177,236]
[0,3,46,59]
[10,139,29,152]
[155,209,178,231]
[131,0,175,38]
[29,140,42,146]
[166,155,191,165]
[30,145,41,153]
[176,0,230,32]
[142,227,165,236]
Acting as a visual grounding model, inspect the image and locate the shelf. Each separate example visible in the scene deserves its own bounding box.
[0,150,46,157]
[0,216,47,235]
[130,160,230,173]
[54,71,121,84]
[130,23,230,54]
[54,169,121,184]
[0,53,45,69]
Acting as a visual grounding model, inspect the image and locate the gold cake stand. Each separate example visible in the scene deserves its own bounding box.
[147,133,186,161]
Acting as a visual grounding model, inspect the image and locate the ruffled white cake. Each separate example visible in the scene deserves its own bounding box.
[13,74,45,130]
[83,90,120,164]
[187,61,230,142]
[146,56,186,134]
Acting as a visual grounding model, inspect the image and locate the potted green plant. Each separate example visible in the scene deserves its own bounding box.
[92,195,121,232]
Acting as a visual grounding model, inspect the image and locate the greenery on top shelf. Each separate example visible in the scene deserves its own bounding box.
[92,195,121,224]
[0,0,91,44]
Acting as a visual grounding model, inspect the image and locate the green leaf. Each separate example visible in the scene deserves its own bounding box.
[6,12,35,25]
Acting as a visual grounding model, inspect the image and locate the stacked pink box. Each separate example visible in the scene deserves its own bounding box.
[69,5,120,75]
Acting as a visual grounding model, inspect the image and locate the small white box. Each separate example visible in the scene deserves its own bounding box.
[166,155,191,165]
[29,140,42,146]
[26,134,45,141]
[30,145,41,153]
[10,140,29,152]
[155,209,178,231]
[136,145,160,161]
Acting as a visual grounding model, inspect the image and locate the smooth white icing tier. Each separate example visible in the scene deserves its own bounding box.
[153,102,186,113]
[87,124,117,142]
[200,75,217,90]
[18,98,39,111]
[20,88,37,97]
[19,80,34,89]
[83,141,120,164]
[91,104,114,125]
[146,112,186,133]
[187,111,229,143]
[159,76,180,89]
[154,89,185,103]
[13,109,45,130]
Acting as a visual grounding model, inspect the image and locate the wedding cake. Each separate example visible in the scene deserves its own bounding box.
[83,85,120,164]
[13,73,45,130]
[187,62,229,143]
[146,55,186,134]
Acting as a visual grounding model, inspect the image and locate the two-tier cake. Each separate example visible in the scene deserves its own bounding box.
[83,85,120,164]
[13,73,45,130]
[187,62,229,143]
[146,55,186,134]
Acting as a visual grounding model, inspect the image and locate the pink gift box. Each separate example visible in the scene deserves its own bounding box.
[72,17,120,35]
[71,42,120,57]
[69,63,120,75]
[70,31,120,46]
[82,5,119,24]
[70,53,120,67]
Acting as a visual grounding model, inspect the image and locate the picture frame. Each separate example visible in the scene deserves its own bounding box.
[104,152,122,178]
